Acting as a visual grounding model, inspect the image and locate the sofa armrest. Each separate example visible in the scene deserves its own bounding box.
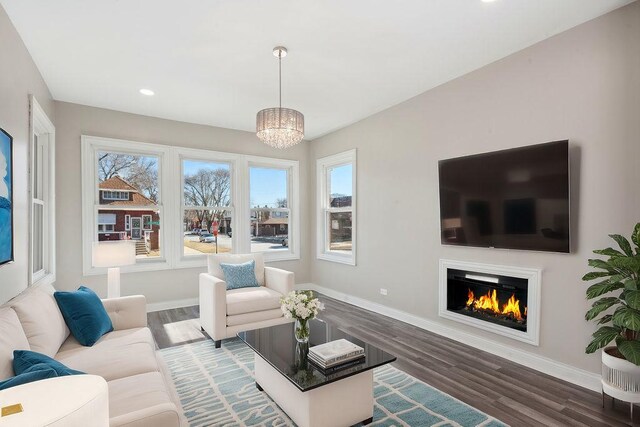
[102,295,148,330]
[199,273,228,340]
[264,266,294,297]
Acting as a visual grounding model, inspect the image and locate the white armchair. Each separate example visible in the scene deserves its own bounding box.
[199,253,294,348]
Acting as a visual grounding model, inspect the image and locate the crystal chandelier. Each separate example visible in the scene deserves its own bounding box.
[256,46,304,149]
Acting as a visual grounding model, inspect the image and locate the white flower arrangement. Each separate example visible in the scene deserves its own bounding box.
[280,290,325,321]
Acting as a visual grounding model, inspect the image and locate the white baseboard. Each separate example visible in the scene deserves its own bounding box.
[299,283,601,392]
[147,297,199,313]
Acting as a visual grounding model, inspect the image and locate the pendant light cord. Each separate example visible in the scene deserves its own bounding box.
[278,52,282,109]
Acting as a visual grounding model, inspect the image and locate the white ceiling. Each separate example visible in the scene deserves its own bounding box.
[1,0,634,139]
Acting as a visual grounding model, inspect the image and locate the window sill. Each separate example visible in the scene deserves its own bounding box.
[31,272,56,287]
[317,252,355,266]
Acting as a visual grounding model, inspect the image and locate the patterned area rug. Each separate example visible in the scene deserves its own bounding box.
[159,339,506,427]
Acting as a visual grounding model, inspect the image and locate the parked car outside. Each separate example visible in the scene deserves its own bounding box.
[199,233,216,243]
[282,237,288,247]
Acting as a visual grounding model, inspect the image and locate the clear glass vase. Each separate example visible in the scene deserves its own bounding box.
[294,318,310,343]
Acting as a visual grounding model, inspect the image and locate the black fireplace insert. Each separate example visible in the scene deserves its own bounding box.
[446,268,528,332]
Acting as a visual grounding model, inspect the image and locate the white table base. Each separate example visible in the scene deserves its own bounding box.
[254,355,374,427]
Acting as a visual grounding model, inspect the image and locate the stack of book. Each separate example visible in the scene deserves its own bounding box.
[308,339,365,372]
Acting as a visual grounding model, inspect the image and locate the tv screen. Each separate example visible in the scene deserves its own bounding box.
[438,140,570,253]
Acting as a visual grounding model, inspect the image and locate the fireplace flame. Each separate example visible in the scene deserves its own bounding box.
[466,289,525,321]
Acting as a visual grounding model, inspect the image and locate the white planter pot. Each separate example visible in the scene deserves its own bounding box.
[602,346,640,403]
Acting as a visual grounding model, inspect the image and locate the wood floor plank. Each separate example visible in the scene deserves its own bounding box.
[147,294,630,426]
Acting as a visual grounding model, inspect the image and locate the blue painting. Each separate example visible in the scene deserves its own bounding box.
[0,128,13,266]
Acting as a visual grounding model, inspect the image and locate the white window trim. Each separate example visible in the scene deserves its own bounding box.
[82,136,300,275]
[317,149,356,265]
[142,214,152,230]
[82,136,172,275]
[247,158,300,262]
[29,96,56,286]
[125,214,131,231]
[102,190,129,200]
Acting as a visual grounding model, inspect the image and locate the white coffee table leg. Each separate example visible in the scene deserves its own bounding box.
[254,355,374,427]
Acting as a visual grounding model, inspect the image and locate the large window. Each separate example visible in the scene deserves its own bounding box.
[30,96,56,285]
[81,136,299,275]
[182,159,233,257]
[250,166,290,254]
[317,150,356,265]
[96,151,162,259]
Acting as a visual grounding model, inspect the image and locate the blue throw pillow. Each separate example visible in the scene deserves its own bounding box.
[220,260,260,290]
[0,363,59,391]
[54,286,113,346]
[13,350,84,377]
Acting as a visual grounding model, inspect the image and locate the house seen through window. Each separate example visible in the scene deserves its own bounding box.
[97,152,161,259]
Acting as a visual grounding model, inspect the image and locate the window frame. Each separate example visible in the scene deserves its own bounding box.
[247,157,300,262]
[82,136,172,275]
[81,136,300,275]
[316,149,356,265]
[29,96,56,286]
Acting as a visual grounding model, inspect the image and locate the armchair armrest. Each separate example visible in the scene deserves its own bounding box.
[101,295,147,330]
[199,273,228,340]
[264,266,294,296]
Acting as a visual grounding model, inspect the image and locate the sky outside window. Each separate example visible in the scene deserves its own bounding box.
[250,167,287,208]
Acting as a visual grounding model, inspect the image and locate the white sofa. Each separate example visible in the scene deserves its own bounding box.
[0,283,182,427]
[199,253,294,347]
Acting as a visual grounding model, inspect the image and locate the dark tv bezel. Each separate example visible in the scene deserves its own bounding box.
[438,140,571,254]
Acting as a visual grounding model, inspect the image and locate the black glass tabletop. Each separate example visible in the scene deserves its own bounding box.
[238,318,396,392]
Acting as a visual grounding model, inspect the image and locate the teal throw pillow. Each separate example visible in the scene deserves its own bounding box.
[54,286,113,346]
[220,260,260,290]
[13,350,84,376]
[0,363,59,390]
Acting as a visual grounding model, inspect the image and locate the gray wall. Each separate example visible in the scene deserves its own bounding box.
[55,101,310,303]
[0,6,55,304]
[309,1,640,374]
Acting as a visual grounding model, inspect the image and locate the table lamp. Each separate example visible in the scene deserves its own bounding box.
[92,241,136,298]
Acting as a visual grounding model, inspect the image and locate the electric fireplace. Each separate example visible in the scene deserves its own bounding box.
[446,268,528,332]
[439,259,541,345]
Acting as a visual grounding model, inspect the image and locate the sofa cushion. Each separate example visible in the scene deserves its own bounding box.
[0,363,59,391]
[13,350,85,376]
[11,283,70,357]
[208,253,265,286]
[54,286,114,346]
[55,327,159,381]
[0,307,30,380]
[220,260,260,290]
[108,371,180,427]
[226,286,283,316]
[227,308,283,326]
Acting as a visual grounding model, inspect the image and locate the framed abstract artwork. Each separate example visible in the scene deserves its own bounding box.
[0,127,13,266]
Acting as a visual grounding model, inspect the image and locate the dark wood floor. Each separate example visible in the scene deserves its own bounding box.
[148,295,635,427]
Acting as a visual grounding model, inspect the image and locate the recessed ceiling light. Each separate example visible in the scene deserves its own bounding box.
[139,88,155,96]
[481,0,497,2]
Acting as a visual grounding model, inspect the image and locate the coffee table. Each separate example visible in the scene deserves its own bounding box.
[238,318,396,427]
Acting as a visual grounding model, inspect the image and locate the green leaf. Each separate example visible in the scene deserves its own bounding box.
[586,326,621,353]
[612,307,640,331]
[626,290,640,310]
[609,256,640,274]
[593,247,624,258]
[582,271,613,281]
[624,277,640,291]
[588,259,614,271]
[585,297,619,321]
[610,234,634,257]
[597,314,613,325]
[586,280,624,299]
[617,340,640,365]
[632,223,640,249]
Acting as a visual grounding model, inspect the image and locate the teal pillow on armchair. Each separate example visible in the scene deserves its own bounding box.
[54,286,113,346]
[220,260,260,290]
[13,350,84,376]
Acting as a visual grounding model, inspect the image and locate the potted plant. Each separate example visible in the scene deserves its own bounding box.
[584,223,640,402]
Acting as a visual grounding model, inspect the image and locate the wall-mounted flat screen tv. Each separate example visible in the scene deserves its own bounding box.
[438,140,570,253]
